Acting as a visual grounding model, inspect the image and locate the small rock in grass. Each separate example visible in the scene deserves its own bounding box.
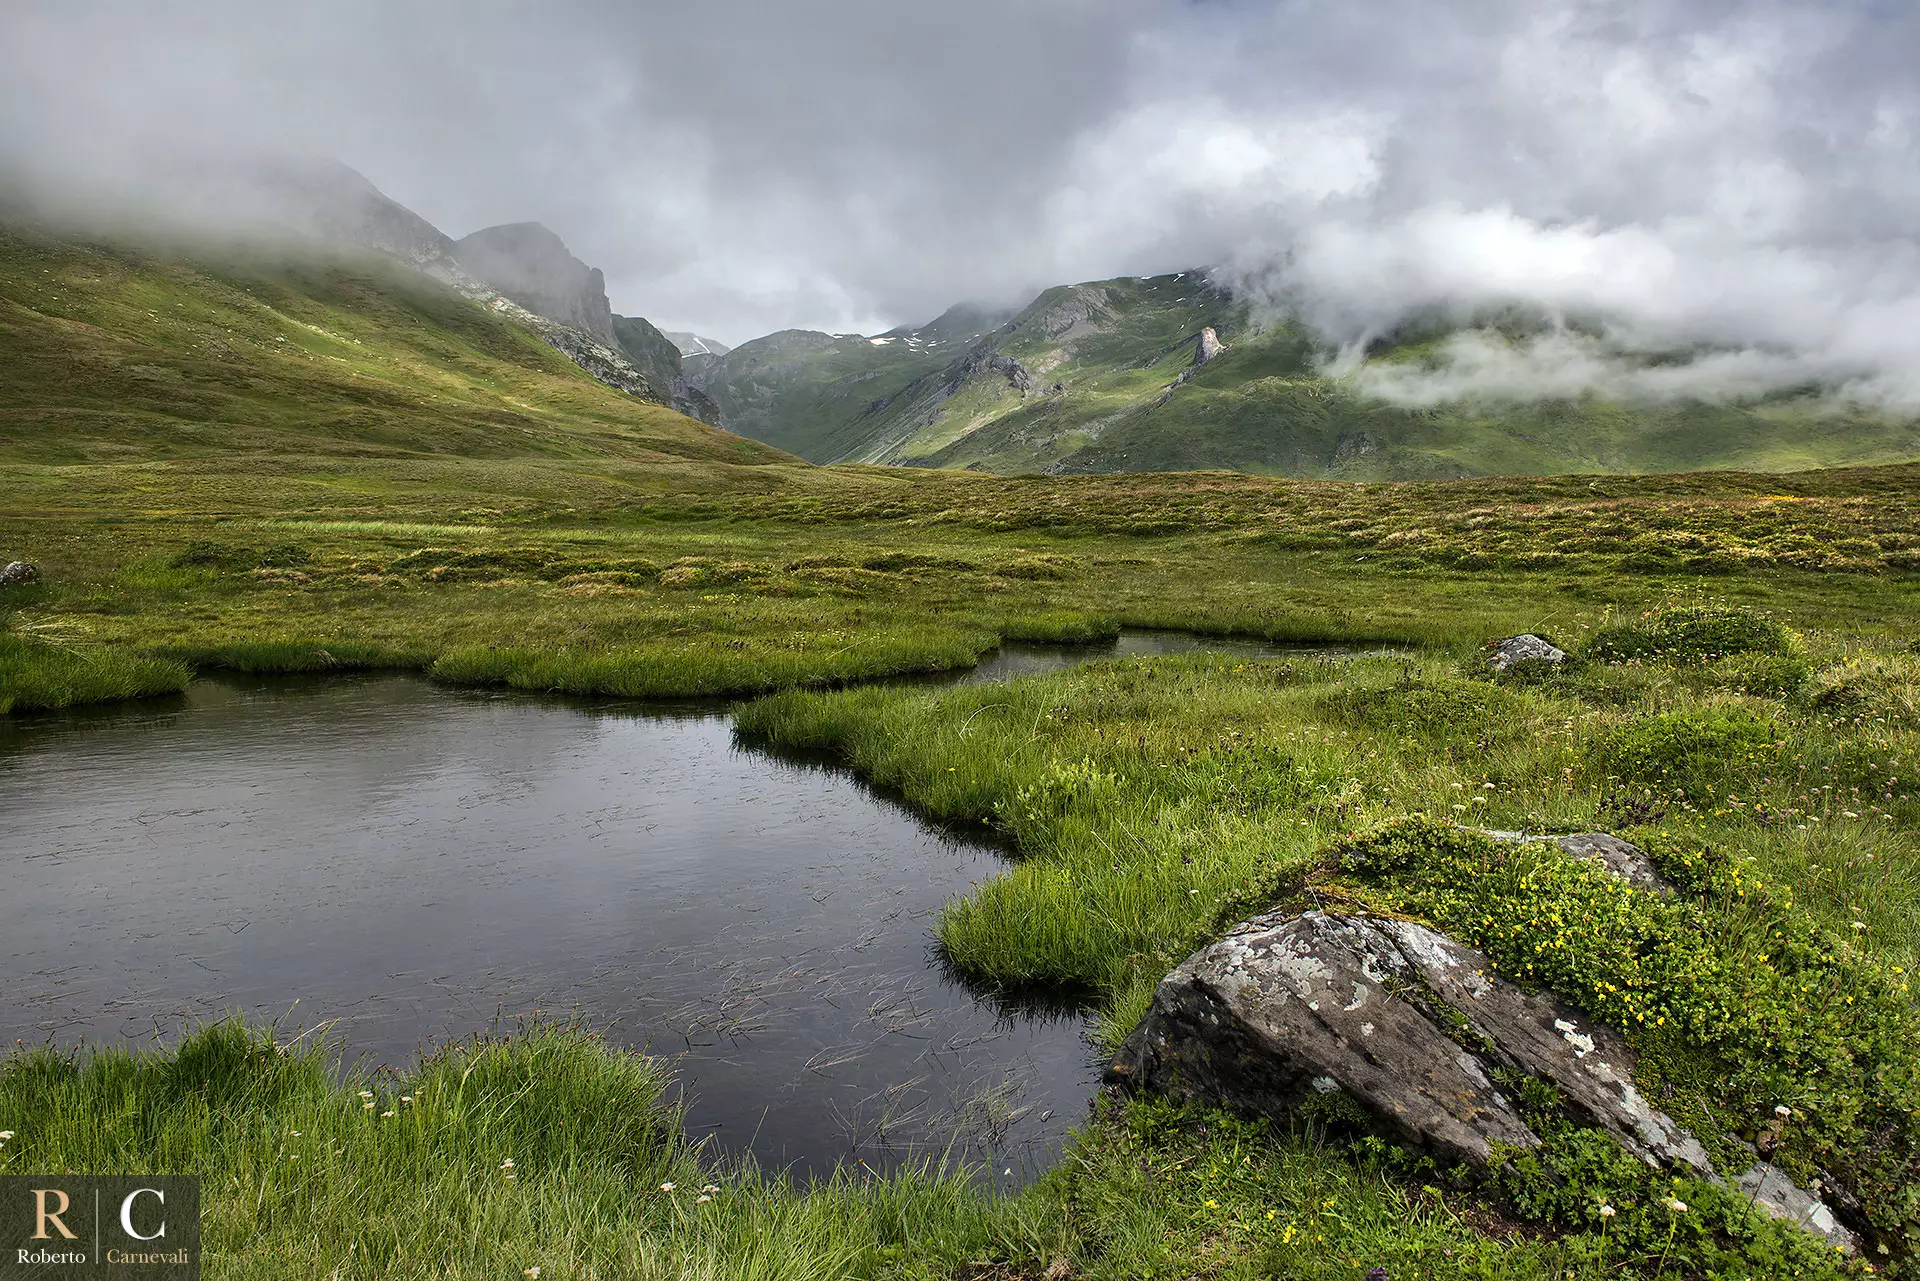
[1478,829,1675,897]
[1734,1163,1858,1254]
[0,561,40,586]
[1487,633,1566,672]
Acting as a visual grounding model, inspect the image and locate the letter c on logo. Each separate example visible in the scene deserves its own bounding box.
[120,1188,165,1241]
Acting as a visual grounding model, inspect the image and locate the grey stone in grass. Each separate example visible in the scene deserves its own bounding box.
[1108,908,1712,1174]
[1110,887,1863,1252]
[0,561,40,586]
[1479,829,1676,897]
[1735,1163,1858,1254]
[1487,633,1567,672]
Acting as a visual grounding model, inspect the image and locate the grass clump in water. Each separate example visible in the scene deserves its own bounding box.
[0,633,189,713]
[432,624,996,698]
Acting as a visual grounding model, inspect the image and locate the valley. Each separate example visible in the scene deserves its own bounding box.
[3,217,1917,1279]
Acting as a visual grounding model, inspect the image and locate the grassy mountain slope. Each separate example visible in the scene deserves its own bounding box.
[0,224,776,466]
[710,270,1920,479]
[686,304,1010,458]
[1054,323,1920,479]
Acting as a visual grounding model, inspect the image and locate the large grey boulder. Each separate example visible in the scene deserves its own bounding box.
[1487,633,1567,672]
[0,561,40,586]
[1109,909,1712,1173]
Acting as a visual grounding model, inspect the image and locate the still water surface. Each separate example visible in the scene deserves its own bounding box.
[0,632,1328,1177]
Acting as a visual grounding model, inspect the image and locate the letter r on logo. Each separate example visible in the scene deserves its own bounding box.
[31,1188,76,1240]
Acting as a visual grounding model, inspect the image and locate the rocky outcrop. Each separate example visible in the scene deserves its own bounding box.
[1487,633,1568,672]
[453,222,615,344]
[1,561,40,586]
[1195,327,1226,366]
[613,316,722,424]
[957,343,1037,394]
[1735,1163,1859,1252]
[1109,831,1860,1254]
[1110,908,1712,1173]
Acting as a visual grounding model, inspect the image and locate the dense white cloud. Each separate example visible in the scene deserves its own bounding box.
[2,0,1917,406]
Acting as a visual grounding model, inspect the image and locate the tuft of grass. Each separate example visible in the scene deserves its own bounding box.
[159,637,432,674]
[997,611,1120,644]
[0,1020,1009,1281]
[431,625,997,699]
[0,633,189,713]
[1587,603,1800,665]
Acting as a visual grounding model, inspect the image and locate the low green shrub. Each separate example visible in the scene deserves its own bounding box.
[1712,651,1814,698]
[1586,604,1797,665]
[168,540,261,571]
[1587,704,1781,799]
[1320,676,1531,744]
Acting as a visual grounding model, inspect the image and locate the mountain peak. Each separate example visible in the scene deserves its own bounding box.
[454,223,613,342]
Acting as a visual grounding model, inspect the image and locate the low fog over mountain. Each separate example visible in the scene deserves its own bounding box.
[4,1,1918,408]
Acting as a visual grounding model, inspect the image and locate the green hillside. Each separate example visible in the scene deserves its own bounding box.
[686,303,1009,458]
[700,270,1920,479]
[0,224,779,467]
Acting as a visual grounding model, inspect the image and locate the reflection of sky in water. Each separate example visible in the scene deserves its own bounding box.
[0,632,1354,1179]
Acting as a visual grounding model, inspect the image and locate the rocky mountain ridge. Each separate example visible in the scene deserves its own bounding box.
[240,161,707,418]
[690,266,1920,480]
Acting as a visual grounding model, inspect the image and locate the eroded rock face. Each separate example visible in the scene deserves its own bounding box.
[454,222,616,344]
[0,561,40,586]
[1109,909,1712,1174]
[1487,633,1567,672]
[1195,327,1226,366]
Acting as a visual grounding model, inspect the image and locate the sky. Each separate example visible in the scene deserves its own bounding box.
[4,1,1919,402]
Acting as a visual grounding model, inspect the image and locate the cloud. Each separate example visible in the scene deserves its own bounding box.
[2,0,1917,406]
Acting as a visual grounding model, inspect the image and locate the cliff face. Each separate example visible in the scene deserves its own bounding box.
[612,315,722,424]
[452,222,615,343]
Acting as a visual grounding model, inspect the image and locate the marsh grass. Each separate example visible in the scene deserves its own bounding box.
[0,632,189,713]
[0,1021,1020,1281]
[2,1021,1736,1281]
